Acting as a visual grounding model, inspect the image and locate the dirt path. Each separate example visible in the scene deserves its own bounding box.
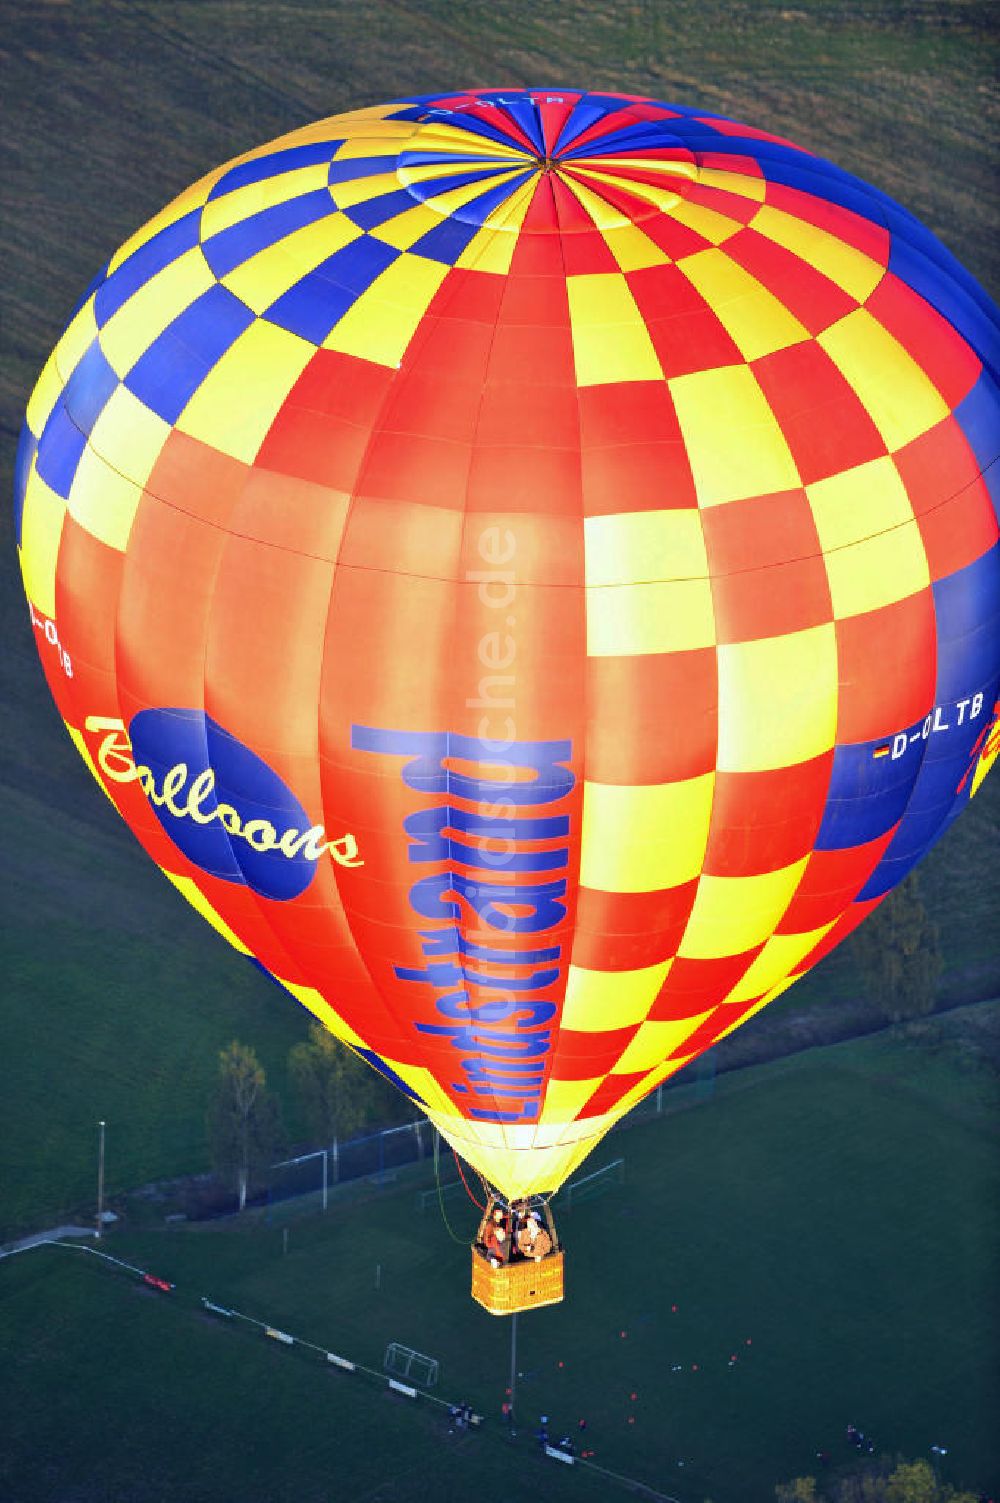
[0,1225,96,1259]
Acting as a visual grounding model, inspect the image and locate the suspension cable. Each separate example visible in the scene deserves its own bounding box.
[451,1147,486,1210]
[431,1131,469,1245]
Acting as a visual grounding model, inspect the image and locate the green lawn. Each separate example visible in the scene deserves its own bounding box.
[2,1030,997,1503]
[0,779,319,1234]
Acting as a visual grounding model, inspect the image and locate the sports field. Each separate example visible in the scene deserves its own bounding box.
[2,1027,997,1502]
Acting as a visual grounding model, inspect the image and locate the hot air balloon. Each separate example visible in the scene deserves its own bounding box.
[14,89,999,1315]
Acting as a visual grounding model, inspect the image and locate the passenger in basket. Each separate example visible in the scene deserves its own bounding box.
[519,1210,552,1261]
[516,1208,537,1258]
[510,1199,530,1259]
[483,1207,509,1267]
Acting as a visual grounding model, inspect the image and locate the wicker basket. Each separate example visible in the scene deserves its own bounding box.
[470,1249,565,1315]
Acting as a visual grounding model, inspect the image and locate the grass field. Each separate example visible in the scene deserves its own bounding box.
[1,1028,997,1503]
[1,0,999,1239]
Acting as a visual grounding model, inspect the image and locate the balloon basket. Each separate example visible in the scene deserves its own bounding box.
[471,1248,565,1315]
[471,1194,564,1314]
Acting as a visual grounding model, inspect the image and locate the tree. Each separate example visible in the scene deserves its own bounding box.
[851,871,943,1028]
[288,1023,371,1145]
[780,1456,984,1503]
[207,1040,283,1210]
[831,1471,893,1503]
[776,1480,818,1502]
[886,1460,937,1503]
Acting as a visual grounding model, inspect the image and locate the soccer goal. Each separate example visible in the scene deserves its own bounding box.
[415,1179,464,1214]
[384,1342,439,1388]
[562,1156,625,1210]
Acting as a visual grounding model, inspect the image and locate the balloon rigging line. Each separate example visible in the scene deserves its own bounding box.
[452,1147,486,1209]
[432,1132,470,1245]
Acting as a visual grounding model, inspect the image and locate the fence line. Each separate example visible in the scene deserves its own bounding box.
[562,1157,625,1210]
[265,1053,716,1215]
[7,1237,680,1499]
[268,1119,435,1210]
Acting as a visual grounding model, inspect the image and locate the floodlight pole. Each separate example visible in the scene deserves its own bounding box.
[322,1148,328,1212]
[509,1310,518,1425]
[96,1120,106,1240]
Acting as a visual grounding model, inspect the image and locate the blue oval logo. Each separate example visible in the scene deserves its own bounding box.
[128,708,320,901]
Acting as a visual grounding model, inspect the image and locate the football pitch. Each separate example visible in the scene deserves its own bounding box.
[2,1027,996,1503]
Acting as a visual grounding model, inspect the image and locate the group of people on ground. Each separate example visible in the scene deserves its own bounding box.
[535,1415,575,1456]
[478,1201,553,1267]
[447,1401,474,1434]
[845,1422,876,1455]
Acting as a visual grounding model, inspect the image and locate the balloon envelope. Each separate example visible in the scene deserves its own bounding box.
[15,89,1000,1197]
